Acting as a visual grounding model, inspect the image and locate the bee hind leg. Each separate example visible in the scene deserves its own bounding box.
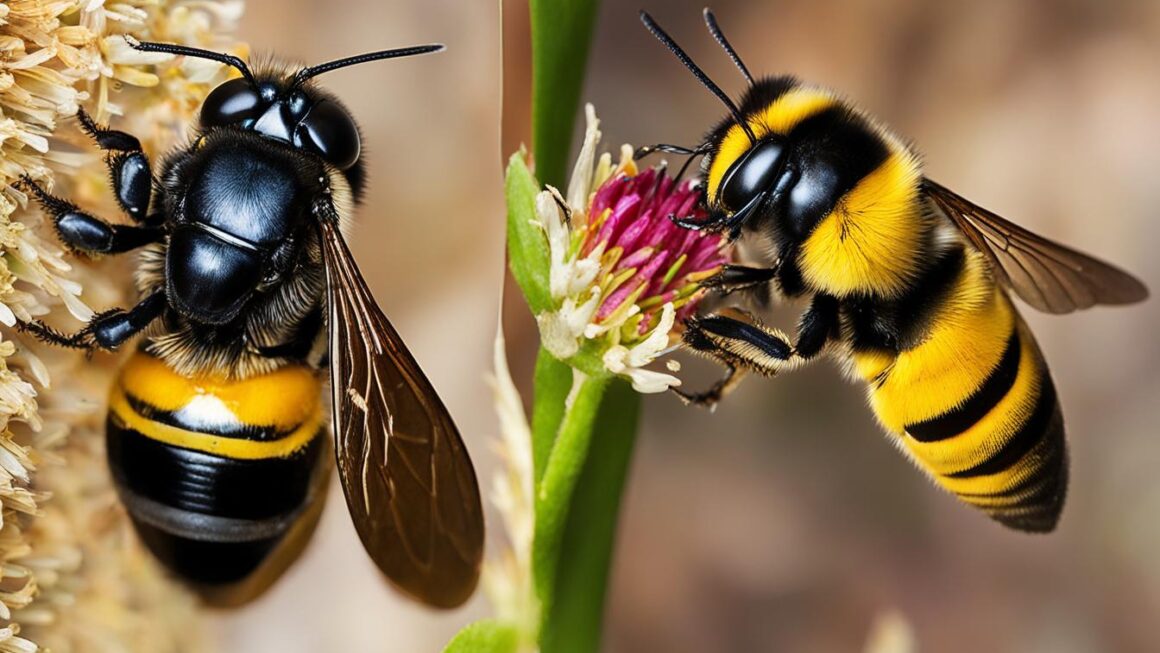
[683,309,796,375]
[19,291,166,352]
[677,294,839,407]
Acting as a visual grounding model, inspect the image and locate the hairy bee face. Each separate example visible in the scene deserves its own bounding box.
[201,77,361,169]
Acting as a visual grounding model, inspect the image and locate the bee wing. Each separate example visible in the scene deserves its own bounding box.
[317,217,483,608]
[924,178,1148,314]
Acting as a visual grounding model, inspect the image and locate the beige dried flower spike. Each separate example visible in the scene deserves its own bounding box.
[0,1,243,650]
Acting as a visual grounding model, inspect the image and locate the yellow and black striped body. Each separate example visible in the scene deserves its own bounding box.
[849,246,1066,531]
[702,79,1067,531]
[107,350,329,603]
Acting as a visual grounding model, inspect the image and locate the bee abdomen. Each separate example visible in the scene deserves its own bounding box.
[907,324,1067,532]
[106,352,327,600]
[854,251,1068,532]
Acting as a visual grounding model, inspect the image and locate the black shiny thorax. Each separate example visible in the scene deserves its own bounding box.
[185,138,309,246]
[158,129,325,326]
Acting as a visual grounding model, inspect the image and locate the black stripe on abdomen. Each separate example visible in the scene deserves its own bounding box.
[968,394,1067,532]
[107,415,322,520]
[907,329,1022,442]
[947,377,1057,479]
[126,393,286,441]
[107,415,324,586]
[939,349,1068,532]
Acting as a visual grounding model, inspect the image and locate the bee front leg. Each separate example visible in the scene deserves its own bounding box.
[677,294,839,407]
[702,263,781,297]
[76,108,156,224]
[20,177,164,255]
[19,291,166,352]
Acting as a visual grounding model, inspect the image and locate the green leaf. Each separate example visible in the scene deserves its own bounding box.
[540,380,641,653]
[505,152,552,314]
[529,0,602,190]
[442,620,521,653]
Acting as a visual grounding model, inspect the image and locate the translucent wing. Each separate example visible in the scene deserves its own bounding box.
[318,217,483,608]
[923,179,1148,314]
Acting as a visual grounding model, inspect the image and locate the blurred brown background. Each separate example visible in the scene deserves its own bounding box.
[218,0,1160,651]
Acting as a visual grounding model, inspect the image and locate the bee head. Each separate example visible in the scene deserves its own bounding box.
[638,9,768,239]
[200,77,362,170]
[126,38,443,171]
[712,137,795,230]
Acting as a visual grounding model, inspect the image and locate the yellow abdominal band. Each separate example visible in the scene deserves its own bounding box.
[109,351,324,460]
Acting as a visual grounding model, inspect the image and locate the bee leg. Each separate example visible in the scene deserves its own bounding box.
[19,291,166,352]
[678,294,840,405]
[671,363,748,408]
[792,294,840,360]
[76,108,155,224]
[703,263,781,300]
[683,309,796,376]
[19,176,163,255]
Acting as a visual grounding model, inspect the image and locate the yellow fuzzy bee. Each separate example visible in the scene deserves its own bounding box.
[640,10,1148,532]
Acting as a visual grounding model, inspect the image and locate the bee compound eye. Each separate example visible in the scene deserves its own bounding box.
[719,139,786,213]
[293,100,361,170]
[201,78,265,127]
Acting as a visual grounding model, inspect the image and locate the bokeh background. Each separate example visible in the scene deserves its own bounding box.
[215,0,1159,651]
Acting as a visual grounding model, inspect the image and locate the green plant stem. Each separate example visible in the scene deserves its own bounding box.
[540,380,641,653]
[529,0,602,189]
[531,346,572,483]
[533,371,609,614]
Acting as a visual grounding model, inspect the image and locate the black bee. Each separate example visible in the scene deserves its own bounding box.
[19,39,483,607]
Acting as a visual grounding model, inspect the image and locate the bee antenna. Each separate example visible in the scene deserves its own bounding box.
[125,36,256,86]
[291,44,444,88]
[640,11,756,144]
[702,8,753,85]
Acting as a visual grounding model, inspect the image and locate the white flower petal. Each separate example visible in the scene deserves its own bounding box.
[624,367,682,394]
[601,344,681,393]
[626,303,676,367]
[565,255,601,297]
[537,313,578,359]
[537,289,601,359]
[566,104,601,210]
[584,302,640,338]
[602,345,627,374]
